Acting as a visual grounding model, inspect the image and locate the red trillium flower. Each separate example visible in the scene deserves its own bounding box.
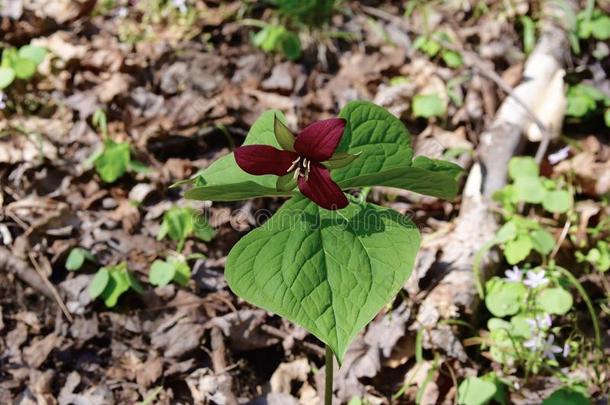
[234,116,359,210]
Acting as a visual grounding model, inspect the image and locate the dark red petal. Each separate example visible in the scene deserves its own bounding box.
[234,145,299,176]
[294,118,346,162]
[298,163,348,210]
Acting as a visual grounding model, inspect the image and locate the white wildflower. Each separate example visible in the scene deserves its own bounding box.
[541,334,563,361]
[0,92,6,109]
[505,266,523,282]
[548,146,570,165]
[562,342,570,358]
[172,0,187,13]
[524,269,548,289]
[524,336,542,350]
[526,314,552,332]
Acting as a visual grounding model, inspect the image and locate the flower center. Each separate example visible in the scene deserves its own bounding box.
[288,157,311,181]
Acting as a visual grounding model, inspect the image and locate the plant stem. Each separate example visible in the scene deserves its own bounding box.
[325,345,333,405]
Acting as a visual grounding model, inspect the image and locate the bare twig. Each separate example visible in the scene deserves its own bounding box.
[0,247,53,299]
[550,220,571,260]
[210,326,239,405]
[28,252,73,322]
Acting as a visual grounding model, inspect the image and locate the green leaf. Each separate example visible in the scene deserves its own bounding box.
[0,67,15,89]
[487,318,511,331]
[158,207,194,248]
[457,377,497,405]
[589,15,610,40]
[494,221,518,244]
[521,16,536,54]
[509,156,539,179]
[412,94,446,118]
[65,248,96,271]
[605,109,610,127]
[481,373,508,405]
[280,31,302,60]
[18,45,47,65]
[225,195,420,362]
[184,102,461,201]
[441,50,463,68]
[149,260,176,287]
[274,114,295,151]
[542,190,572,214]
[513,176,546,203]
[531,229,555,255]
[12,58,36,79]
[185,110,288,201]
[542,387,590,405]
[536,287,573,315]
[94,139,131,183]
[172,259,191,286]
[194,216,216,242]
[504,235,533,264]
[103,265,131,307]
[566,94,594,117]
[489,328,515,364]
[89,268,110,299]
[332,101,413,184]
[276,172,297,191]
[510,314,532,338]
[322,152,361,169]
[485,278,526,317]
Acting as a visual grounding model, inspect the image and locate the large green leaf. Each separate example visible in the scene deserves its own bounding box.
[225,195,420,361]
[184,110,287,201]
[332,101,413,184]
[185,102,461,201]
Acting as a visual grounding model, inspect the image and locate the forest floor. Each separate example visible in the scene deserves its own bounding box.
[0,1,609,404]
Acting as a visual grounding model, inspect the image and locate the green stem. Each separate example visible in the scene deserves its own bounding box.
[325,345,333,405]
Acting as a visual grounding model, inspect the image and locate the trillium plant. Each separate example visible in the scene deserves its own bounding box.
[181,101,461,403]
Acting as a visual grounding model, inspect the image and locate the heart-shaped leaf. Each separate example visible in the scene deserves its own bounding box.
[94,139,131,183]
[18,45,47,65]
[536,287,573,315]
[485,278,527,317]
[225,195,420,361]
[457,376,497,405]
[149,260,176,287]
[0,67,15,89]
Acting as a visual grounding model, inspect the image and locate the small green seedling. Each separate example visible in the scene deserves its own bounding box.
[157,206,215,252]
[576,9,610,41]
[483,265,579,374]
[412,93,447,119]
[181,101,462,403]
[566,83,610,125]
[148,253,204,287]
[65,247,97,271]
[493,156,573,214]
[253,24,301,60]
[576,240,610,273]
[413,32,463,68]
[249,0,338,60]
[0,44,47,89]
[89,262,144,307]
[89,109,149,182]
